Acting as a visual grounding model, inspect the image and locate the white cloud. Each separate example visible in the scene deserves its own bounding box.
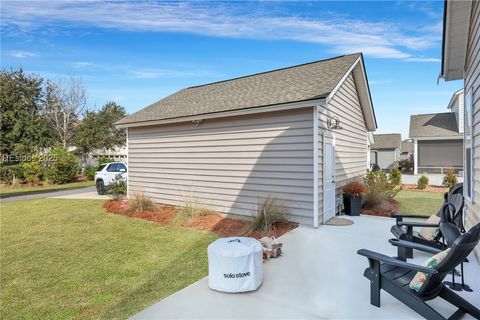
[404,57,441,63]
[6,50,36,58]
[72,61,97,68]
[1,1,441,61]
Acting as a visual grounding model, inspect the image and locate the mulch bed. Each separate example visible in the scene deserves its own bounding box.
[103,200,297,239]
[401,184,448,193]
[361,201,400,217]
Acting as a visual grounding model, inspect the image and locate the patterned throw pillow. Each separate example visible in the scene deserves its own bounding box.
[418,214,441,240]
[409,248,451,292]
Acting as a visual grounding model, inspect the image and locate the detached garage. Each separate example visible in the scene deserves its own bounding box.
[116,53,377,226]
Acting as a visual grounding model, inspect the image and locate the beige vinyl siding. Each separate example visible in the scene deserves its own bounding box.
[318,72,368,213]
[465,0,480,261]
[128,108,315,225]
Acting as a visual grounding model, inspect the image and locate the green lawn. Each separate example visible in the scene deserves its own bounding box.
[0,180,95,195]
[0,199,218,319]
[396,190,444,215]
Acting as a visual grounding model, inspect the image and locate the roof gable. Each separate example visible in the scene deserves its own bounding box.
[371,134,401,150]
[117,53,376,127]
[409,112,461,138]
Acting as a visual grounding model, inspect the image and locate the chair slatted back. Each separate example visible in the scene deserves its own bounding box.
[418,223,480,297]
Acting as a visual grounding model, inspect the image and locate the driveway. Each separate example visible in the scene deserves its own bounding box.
[0,186,108,202]
[132,215,480,319]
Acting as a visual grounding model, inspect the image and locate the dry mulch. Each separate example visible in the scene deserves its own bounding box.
[401,184,448,193]
[103,200,297,239]
[361,201,400,217]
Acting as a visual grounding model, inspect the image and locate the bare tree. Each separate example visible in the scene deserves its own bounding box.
[44,75,87,148]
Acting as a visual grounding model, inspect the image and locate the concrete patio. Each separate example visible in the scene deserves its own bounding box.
[132,215,480,319]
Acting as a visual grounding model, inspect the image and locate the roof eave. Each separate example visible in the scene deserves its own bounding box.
[115,97,327,128]
[441,0,472,81]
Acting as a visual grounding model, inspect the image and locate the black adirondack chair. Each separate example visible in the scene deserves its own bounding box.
[358,223,480,320]
[390,192,464,259]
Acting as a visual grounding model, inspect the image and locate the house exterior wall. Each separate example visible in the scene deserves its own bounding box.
[127,108,315,225]
[318,73,369,222]
[370,149,397,170]
[417,140,463,168]
[464,0,480,261]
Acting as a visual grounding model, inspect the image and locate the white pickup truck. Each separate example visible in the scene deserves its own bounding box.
[94,161,128,195]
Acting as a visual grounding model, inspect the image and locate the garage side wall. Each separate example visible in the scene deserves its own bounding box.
[127,108,315,224]
[318,73,368,219]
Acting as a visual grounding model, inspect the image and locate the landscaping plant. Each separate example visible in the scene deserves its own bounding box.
[84,166,97,181]
[417,175,429,190]
[0,164,25,184]
[342,181,366,216]
[442,168,458,189]
[108,174,127,200]
[363,170,400,209]
[173,194,212,225]
[127,189,157,212]
[45,148,78,184]
[399,159,414,173]
[21,155,42,184]
[389,167,402,186]
[250,194,288,232]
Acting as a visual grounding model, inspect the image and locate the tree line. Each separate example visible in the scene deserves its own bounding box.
[0,68,127,167]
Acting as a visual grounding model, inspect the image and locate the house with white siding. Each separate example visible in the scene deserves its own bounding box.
[116,53,377,226]
[441,0,480,262]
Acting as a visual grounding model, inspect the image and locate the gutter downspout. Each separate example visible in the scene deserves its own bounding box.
[313,106,319,228]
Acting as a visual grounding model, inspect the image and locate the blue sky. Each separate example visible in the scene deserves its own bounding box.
[1,1,462,138]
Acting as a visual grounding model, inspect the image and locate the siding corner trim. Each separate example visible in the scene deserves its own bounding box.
[313,105,320,227]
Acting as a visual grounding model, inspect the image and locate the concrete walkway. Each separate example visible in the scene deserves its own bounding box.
[132,215,480,319]
[0,186,99,202]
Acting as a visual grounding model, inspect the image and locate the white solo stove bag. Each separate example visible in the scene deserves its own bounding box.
[207,237,263,293]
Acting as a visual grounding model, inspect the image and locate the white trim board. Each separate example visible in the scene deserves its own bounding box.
[313,106,319,228]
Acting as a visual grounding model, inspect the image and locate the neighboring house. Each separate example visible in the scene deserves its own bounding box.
[441,0,480,261]
[116,53,377,226]
[400,139,414,161]
[409,91,464,175]
[370,134,401,170]
[86,146,128,167]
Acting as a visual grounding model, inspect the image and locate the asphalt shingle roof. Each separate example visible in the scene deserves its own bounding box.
[371,134,402,150]
[401,140,414,153]
[116,53,361,125]
[409,113,461,138]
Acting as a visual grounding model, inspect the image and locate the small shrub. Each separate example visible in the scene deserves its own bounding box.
[399,159,414,173]
[21,155,42,184]
[45,148,78,184]
[108,174,127,200]
[250,194,288,232]
[173,194,212,225]
[442,168,458,189]
[342,181,366,197]
[417,175,429,190]
[127,189,157,212]
[389,167,402,186]
[96,156,112,165]
[0,164,25,184]
[363,170,400,209]
[85,166,97,181]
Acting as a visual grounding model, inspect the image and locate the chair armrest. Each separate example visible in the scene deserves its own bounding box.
[397,221,439,228]
[357,249,437,274]
[389,239,442,255]
[390,212,431,220]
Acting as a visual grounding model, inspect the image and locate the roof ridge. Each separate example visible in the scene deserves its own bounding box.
[187,53,361,89]
[411,112,454,117]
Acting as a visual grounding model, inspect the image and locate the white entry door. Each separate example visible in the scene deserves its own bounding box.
[323,132,336,223]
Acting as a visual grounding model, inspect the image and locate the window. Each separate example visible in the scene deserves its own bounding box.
[464,89,473,200]
[117,163,127,172]
[107,163,118,172]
